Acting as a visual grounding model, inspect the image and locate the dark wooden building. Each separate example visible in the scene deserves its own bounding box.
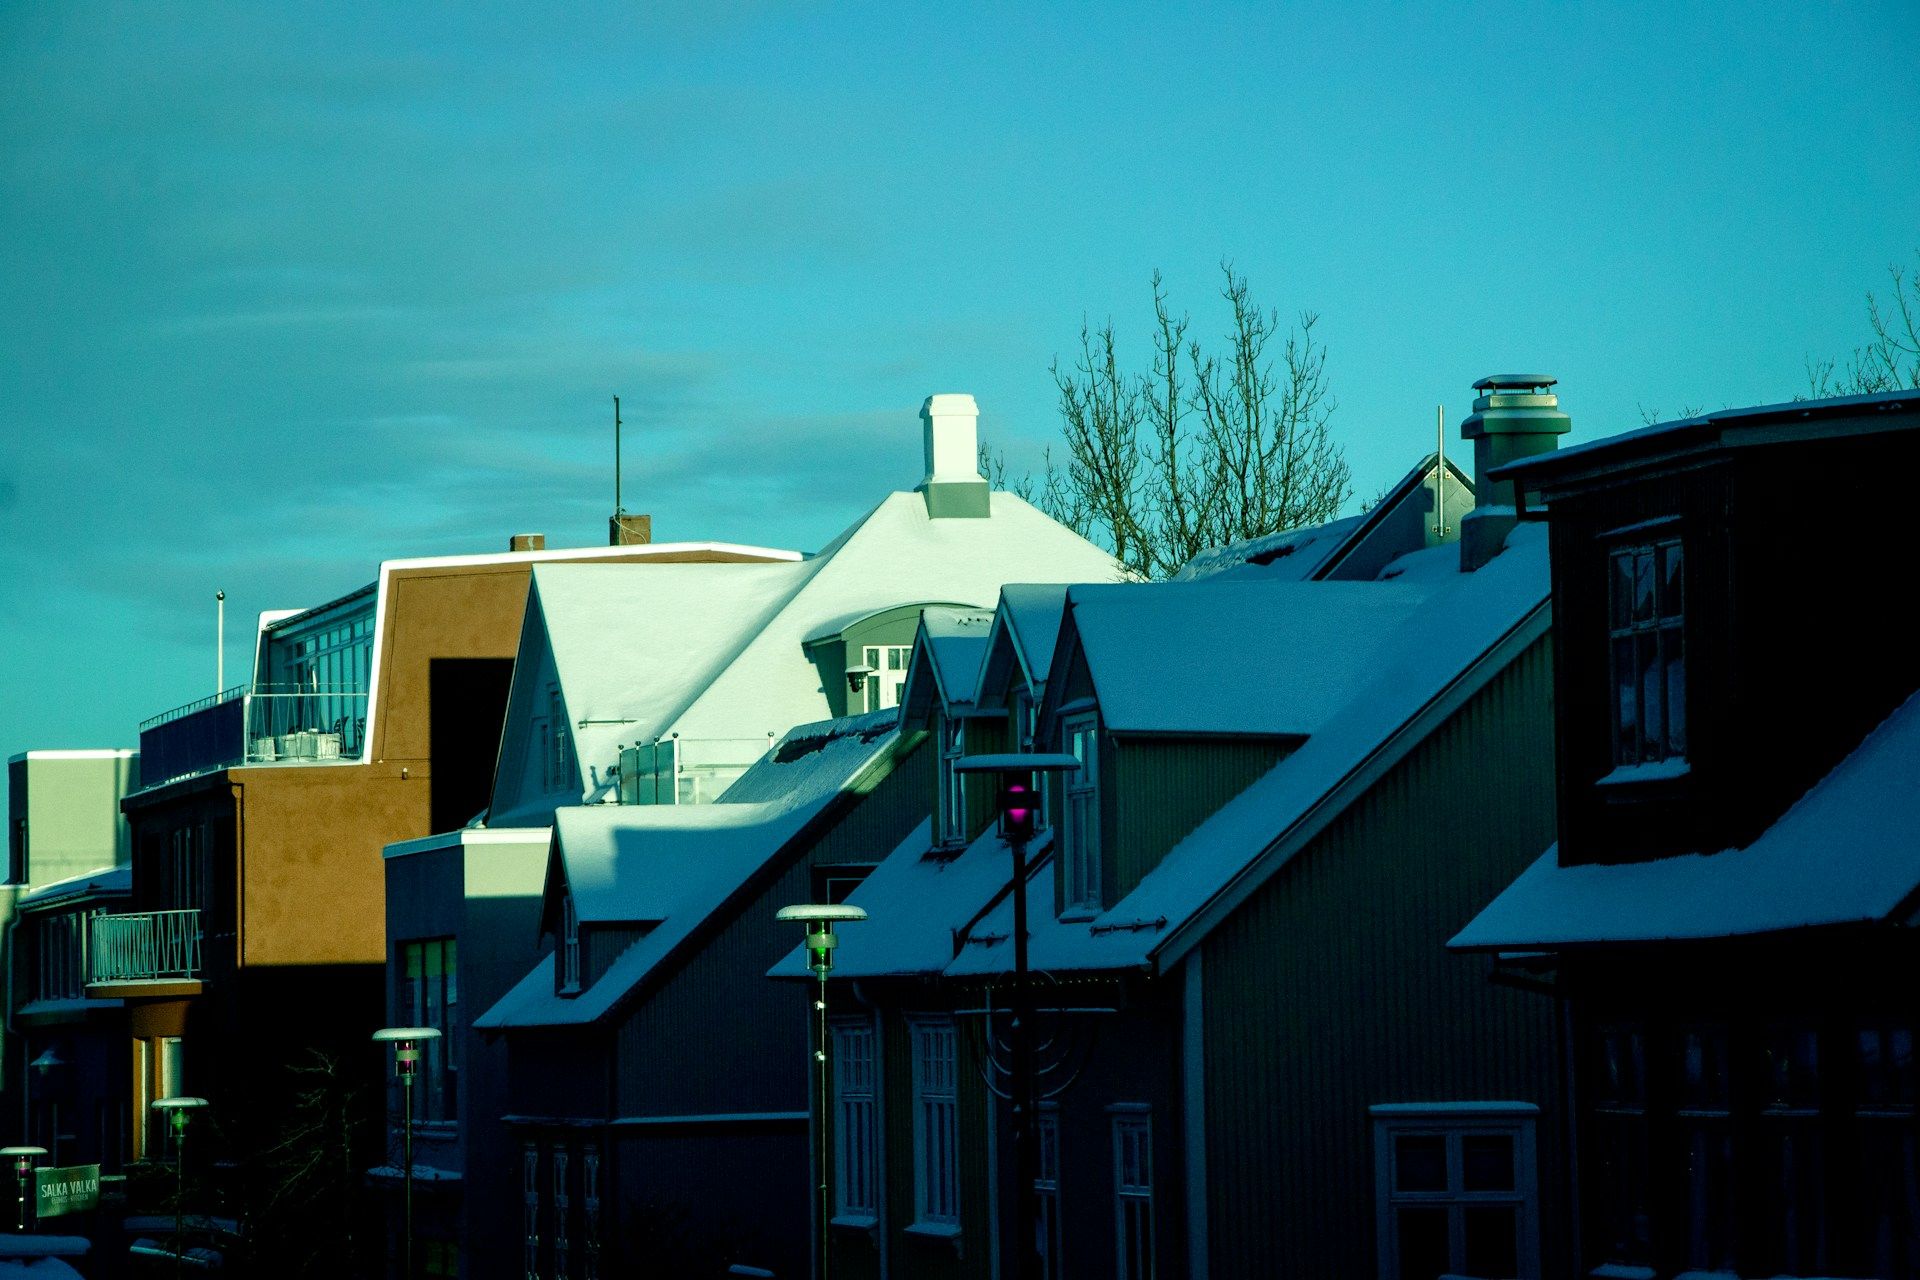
[1455,388,1920,1280]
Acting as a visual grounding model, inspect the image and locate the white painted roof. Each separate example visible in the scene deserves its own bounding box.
[1453,687,1920,949]
[476,712,899,1029]
[1172,513,1367,583]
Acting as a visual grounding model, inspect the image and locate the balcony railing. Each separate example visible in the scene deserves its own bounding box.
[139,685,367,783]
[618,737,776,806]
[88,909,203,985]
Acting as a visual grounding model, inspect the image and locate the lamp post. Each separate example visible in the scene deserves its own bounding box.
[775,903,868,1280]
[374,1026,442,1280]
[29,1048,68,1167]
[150,1097,207,1275]
[955,752,1081,1280]
[0,1147,46,1232]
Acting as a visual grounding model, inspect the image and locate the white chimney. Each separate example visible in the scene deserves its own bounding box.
[918,393,991,518]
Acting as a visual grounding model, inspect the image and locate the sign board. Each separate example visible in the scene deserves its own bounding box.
[34,1163,101,1218]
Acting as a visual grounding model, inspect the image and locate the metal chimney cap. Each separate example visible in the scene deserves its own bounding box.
[1473,374,1558,392]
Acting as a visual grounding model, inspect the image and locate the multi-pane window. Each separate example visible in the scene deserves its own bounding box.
[559,894,581,993]
[522,1143,541,1280]
[937,717,967,847]
[1607,537,1686,766]
[861,645,913,711]
[35,910,89,1001]
[1587,1024,1652,1267]
[1112,1110,1153,1280]
[1677,1025,1736,1273]
[1758,1025,1826,1273]
[581,1144,603,1280]
[553,1147,571,1278]
[1062,714,1101,913]
[1859,1022,1920,1278]
[1036,1107,1062,1280]
[398,938,458,1123]
[832,1019,879,1222]
[1371,1105,1541,1280]
[910,1018,960,1228]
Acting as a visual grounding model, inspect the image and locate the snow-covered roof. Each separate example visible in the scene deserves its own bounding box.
[927,528,1551,977]
[663,492,1117,743]
[19,865,131,909]
[1172,513,1366,583]
[900,608,996,725]
[1063,578,1437,737]
[1452,688,1920,950]
[476,712,900,1029]
[973,583,1076,713]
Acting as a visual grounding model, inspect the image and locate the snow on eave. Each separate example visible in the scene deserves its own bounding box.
[1451,686,1920,951]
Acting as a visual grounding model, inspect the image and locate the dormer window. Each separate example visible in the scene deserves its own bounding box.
[1062,713,1101,914]
[936,716,966,848]
[560,892,581,993]
[1607,536,1686,770]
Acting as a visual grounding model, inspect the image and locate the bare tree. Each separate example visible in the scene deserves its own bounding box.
[1808,250,1920,396]
[1011,263,1349,579]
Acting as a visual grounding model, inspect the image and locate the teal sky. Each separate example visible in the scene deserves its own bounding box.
[3,2,1917,764]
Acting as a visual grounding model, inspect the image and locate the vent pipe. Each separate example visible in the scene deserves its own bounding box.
[1459,375,1570,571]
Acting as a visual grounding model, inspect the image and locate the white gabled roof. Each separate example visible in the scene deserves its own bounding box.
[662,491,1117,743]
[1453,688,1920,950]
[1173,514,1367,583]
[476,713,899,1029]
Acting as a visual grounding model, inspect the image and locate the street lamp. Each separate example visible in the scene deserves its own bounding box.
[0,1146,46,1232]
[150,1097,207,1274]
[955,751,1081,1280]
[375,1026,442,1280]
[30,1048,68,1166]
[775,902,868,1280]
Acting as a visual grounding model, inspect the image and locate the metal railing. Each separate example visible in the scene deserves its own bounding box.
[88,909,203,984]
[617,737,776,806]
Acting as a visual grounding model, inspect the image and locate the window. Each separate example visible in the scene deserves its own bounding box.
[522,1143,541,1280]
[36,910,88,1001]
[1036,1107,1062,1279]
[937,716,967,847]
[1587,1025,1652,1267]
[910,1018,960,1230]
[1677,1025,1736,1272]
[832,1019,879,1223]
[1370,1104,1541,1280]
[559,894,581,993]
[1758,1025,1826,1274]
[544,685,571,792]
[582,1144,603,1280]
[1857,1021,1920,1279]
[1606,537,1686,767]
[1013,689,1050,834]
[1112,1109,1153,1280]
[398,938,459,1123]
[861,645,913,711]
[553,1146,571,1278]
[1062,714,1101,913]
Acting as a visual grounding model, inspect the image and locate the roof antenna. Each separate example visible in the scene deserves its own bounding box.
[613,394,623,517]
[1433,403,1451,540]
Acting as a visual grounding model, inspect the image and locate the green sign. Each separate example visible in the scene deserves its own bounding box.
[33,1163,100,1219]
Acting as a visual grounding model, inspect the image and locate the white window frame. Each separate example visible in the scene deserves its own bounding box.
[831,1018,880,1225]
[937,715,967,848]
[1111,1106,1154,1280]
[908,1016,961,1234]
[1062,713,1101,915]
[559,893,581,994]
[1036,1104,1063,1280]
[1369,1103,1541,1280]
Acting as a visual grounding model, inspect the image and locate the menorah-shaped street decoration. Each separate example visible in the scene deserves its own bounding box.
[954,752,1087,1280]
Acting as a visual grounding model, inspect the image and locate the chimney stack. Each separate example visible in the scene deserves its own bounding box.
[509,533,547,552]
[609,513,653,546]
[1459,374,1570,571]
[918,393,991,518]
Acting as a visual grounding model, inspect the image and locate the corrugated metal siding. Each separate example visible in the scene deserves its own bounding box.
[1201,634,1568,1279]
[1110,736,1290,904]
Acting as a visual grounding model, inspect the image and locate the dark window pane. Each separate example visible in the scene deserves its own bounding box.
[1633,551,1656,623]
[1663,626,1687,757]
[1395,1134,1448,1193]
[1637,632,1662,757]
[1462,1204,1519,1278]
[1661,541,1684,618]
[1397,1205,1450,1280]
[1681,1028,1731,1108]
[1614,639,1639,761]
[1463,1134,1515,1192]
[1611,553,1634,628]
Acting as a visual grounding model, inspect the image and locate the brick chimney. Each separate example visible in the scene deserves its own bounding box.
[918,393,991,518]
[509,533,546,552]
[1459,375,1570,571]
